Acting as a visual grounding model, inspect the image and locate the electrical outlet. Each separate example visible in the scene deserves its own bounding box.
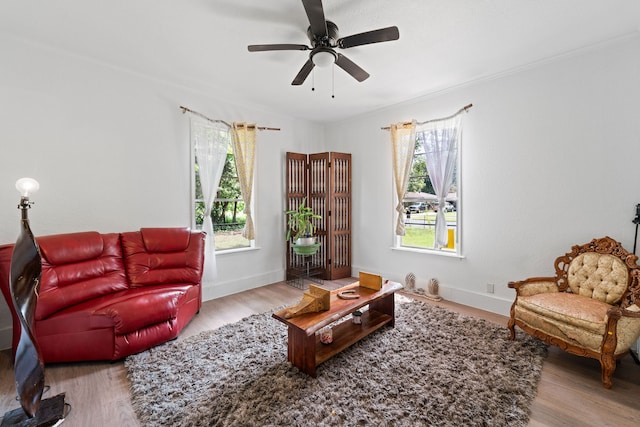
[486,283,495,293]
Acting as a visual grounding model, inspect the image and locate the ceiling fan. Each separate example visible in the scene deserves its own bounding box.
[247,0,399,86]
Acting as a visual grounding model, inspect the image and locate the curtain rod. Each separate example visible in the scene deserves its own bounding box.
[179,106,281,131]
[380,103,473,130]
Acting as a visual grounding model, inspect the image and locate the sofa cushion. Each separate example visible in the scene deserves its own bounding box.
[97,288,186,334]
[39,231,103,265]
[516,292,609,335]
[567,253,628,304]
[33,284,197,362]
[141,227,191,253]
[35,285,196,336]
[121,228,204,288]
[514,304,606,353]
[36,232,128,320]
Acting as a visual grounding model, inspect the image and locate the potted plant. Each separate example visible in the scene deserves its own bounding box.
[285,197,322,254]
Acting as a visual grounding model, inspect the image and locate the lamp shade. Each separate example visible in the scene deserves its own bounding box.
[312,50,336,67]
[15,178,39,197]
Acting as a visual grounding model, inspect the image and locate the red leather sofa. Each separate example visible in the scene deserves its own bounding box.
[0,227,205,363]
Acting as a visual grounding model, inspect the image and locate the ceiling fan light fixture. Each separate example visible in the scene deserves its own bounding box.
[248,0,399,86]
[312,50,336,67]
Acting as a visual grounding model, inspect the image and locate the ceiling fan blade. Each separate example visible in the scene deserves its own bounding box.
[248,44,309,52]
[291,59,315,85]
[338,26,399,49]
[335,53,369,82]
[302,0,327,37]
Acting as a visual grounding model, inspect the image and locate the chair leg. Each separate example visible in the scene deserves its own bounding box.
[600,354,616,389]
[507,316,516,340]
[507,302,517,340]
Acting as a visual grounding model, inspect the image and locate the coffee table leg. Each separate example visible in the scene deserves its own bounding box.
[287,327,317,377]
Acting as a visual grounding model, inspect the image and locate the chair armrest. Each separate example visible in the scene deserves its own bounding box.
[620,305,640,319]
[603,305,640,354]
[605,303,640,319]
[508,277,560,296]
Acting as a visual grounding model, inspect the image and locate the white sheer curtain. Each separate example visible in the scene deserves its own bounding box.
[417,114,462,249]
[390,121,416,235]
[191,115,230,280]
[231,122,256,240]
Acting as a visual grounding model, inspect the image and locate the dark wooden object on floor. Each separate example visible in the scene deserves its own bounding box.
[1,393,66,427]
[285,152,351,281]
[272,280,402,377]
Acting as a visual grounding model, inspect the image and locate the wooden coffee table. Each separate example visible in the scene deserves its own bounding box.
[272,280,403,377]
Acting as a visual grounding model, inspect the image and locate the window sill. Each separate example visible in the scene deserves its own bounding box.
[391,246,465,259]
[216,246,260,255]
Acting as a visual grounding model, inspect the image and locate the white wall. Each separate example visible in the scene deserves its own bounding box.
[0,36,324,349]
[325,35,640,316]
[1,34,639,350]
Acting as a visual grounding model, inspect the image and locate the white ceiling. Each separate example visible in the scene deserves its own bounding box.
[2,0,639,123]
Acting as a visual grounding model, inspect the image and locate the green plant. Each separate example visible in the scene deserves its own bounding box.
[285,197,322,241]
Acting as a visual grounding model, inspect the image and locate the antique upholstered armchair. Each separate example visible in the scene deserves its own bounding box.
[508,236,640,388]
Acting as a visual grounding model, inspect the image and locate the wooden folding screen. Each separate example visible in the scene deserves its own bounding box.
[286,152,351,281]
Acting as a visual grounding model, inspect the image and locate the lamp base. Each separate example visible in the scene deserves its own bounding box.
[1,393,66,427]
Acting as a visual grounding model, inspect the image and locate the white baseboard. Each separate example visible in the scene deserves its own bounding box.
[201,268,285,301]
[352,265,513,317]
[437,286,513,317]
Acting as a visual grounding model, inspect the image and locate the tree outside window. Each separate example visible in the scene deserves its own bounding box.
[194,146,252,251]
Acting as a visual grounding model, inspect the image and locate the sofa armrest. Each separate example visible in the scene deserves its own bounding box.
[508,277,561,296]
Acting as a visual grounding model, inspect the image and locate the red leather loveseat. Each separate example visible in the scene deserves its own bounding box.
[0,227,205,363]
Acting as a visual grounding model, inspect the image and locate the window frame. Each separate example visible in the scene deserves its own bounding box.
[394,128,461,256]
[191,138,254,253]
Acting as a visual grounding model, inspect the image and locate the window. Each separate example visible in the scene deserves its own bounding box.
[397,130,460,253]
[193,144,252,251]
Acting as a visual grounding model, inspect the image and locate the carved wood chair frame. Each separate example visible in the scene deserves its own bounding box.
[508,236,640,388]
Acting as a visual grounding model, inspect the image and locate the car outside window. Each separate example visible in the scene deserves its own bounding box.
[399,135,459,253]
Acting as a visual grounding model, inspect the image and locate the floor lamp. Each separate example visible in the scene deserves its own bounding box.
[633,204,640,254]
[2,178,66,426]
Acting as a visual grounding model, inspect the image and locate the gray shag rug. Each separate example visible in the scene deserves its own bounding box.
[125,298,547,426]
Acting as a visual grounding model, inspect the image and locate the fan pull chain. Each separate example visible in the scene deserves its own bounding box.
[332,63,335,99]
[311,68,315,92]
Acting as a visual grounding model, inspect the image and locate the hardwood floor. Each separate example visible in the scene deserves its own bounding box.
[1,280,639,426]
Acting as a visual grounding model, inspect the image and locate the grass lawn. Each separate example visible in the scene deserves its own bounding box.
[402,227,436,248]
[402,211,457,249]
[214,229,251,250]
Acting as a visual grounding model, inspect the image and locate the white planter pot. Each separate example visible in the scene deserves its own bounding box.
[296,237,316,245]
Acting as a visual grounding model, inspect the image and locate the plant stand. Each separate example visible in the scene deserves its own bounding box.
[287,255,324,290]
